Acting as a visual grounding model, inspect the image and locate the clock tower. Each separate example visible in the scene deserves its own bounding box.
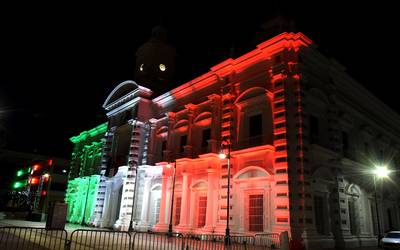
[134,25,176,96]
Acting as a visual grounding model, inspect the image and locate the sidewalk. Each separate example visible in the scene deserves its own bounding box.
[0,218,100,234]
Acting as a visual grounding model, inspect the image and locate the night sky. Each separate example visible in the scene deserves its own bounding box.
[0,2,398,159]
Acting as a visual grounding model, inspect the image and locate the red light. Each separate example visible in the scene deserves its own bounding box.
[30,177,39,185]
[33,164,41,172]
[48,159,53,166]
[41,190,47,196]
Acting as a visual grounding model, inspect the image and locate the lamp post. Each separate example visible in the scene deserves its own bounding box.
[129,165,139,232]
[372,165,390,247]
[219,139,231,246]
[166,160,177,237]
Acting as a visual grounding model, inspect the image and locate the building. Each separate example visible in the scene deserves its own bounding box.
[0,150,69,217]
[66,29,400,249]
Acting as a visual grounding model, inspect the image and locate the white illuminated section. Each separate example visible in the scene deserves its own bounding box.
[139,64,144,71]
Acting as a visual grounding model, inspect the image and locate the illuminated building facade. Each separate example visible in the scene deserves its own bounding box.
[67,31,400,249]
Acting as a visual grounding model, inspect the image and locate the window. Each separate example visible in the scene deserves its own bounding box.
[175,197,182,225]
[197,196,207,227]
[249,114,263,137]
[309,115,319,143]
[201,128,211,148]
[249,194,263,232]
[180,135,187,153]
[153,198,161,224]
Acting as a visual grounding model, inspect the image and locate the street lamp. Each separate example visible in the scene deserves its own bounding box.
[166,160,177,237]
[129,165,139,232]
[219,139,231,246]
[372,165,390,247]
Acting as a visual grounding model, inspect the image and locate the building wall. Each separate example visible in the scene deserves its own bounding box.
[76,32,400,249]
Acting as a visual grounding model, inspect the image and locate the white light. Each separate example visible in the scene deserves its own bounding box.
[374,166,390,178]
[219,152,226,159]
[139,64,144,71]
[159,64,166,71]
[62,169,67,173]
[166,163,172,168]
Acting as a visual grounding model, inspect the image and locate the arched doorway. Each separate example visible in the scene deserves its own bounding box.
[233,167,272,233]
[189,180,208,229]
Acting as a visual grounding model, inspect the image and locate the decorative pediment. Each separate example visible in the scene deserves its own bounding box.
[103,80,153,111]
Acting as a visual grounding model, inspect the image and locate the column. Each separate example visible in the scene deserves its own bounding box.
[179,172,192,228]
[139,177,152,227]
[165,112,176,160]
[184,103,197,157]
[147,119,158,165]
[204,169,217,231]
[207,94,221,153]
[158,175,168,224]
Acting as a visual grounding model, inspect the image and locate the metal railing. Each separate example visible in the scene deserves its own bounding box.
[67,229,132,250]
[255,233,280,249]
[0,226,68,250]
[0,226,281,250]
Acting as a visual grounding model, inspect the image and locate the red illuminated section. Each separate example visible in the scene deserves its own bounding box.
[154,32,312,107]
[29,176,40,185]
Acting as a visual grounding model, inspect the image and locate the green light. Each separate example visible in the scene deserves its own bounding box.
[13,181,23,189]
[16,170,24,177]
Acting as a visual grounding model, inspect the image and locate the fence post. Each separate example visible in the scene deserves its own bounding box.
[280,231,290,250]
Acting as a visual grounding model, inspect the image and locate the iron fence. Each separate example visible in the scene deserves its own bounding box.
[0,226,68,250]
[67,229,132,250]
[0,226,281,250]
[254,233,280,249]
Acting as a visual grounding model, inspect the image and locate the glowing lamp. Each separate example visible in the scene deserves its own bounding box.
[30,177,39,185]
[43,173,50,182]
[219,152,227,159]
[33,164,40,172]
[166,163,172,168]
[373,166,390,178]
[48,159,53,166]
[41,190,47,196]
[13,181,23,189]
[16,170,24,177]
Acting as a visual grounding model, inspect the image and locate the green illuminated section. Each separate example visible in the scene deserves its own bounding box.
[70,123,107,144]
[65,175,100,224]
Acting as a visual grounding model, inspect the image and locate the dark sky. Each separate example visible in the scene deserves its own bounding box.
[0,2,398,159]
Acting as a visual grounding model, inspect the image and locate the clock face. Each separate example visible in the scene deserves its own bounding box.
[159,64,166,72]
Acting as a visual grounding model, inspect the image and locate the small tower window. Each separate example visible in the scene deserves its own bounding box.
[159,64,166,71]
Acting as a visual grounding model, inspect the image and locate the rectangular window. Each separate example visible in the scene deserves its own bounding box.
[249,114,263,137]
[249,194,263,232]
[202,128,211,148]
[180,135,187,153]
[197,196,207,227]
[309,115,319,143]
[175,197,182,225]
